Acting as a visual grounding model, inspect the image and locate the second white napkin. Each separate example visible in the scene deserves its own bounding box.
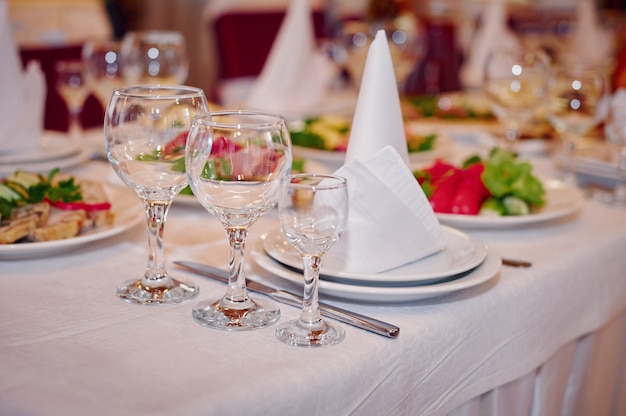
[331,29,445,274]
[245,0,335,116]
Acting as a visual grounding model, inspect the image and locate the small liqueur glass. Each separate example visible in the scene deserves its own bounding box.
[276,174,348,347]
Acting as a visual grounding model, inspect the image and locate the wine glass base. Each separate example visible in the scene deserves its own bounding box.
[117,278,199,305]
[275,318,345,347]
[192,296,280,331]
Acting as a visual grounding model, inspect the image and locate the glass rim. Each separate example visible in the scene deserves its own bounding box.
[193,110,287,129]
[112,84,205,99]
[285,173,347,191]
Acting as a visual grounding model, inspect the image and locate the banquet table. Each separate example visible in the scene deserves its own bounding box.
[1,133,626,416]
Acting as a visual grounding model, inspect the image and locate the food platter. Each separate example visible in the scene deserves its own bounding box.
[0,183,143,260]
[434,178,584,229]
[292,133,454,170]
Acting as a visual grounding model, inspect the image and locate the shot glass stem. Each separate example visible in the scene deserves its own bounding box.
[300,254,323,325]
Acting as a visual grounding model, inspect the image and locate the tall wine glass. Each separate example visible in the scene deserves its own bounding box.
[55,60,90,139]
[547,65,606,186]
[185,111,292,330]
[83,39,124,108]
[105,85,208,305]
[276,174,348,347]
[121,30,189,85]
[483,46,550,150]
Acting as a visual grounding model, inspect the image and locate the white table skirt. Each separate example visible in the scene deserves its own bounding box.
[1,142,626,415]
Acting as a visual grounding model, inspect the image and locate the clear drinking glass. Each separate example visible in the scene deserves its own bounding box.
[82,39,124,108]
[185,111,293,330]
[55,60,90,139]
[121,30,189,85]
[276,174,348,347]
[483,46,550,151]
[547,65,606,186]
[604,102,626,206]
[105,85,208,304]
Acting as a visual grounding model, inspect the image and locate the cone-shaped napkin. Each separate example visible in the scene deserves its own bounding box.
[0,0,46,155]
[245,0,335,116]
[331,30,445,274]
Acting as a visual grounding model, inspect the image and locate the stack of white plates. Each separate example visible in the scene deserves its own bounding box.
[251,226,502,304]
[0,132,90,175]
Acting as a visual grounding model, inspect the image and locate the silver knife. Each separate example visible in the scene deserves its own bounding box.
[174,260,400,339]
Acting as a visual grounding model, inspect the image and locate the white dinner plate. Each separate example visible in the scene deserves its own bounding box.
[0,183,144,260]
[261,225,487,285]
[434,178,585,229]
[252,240,502,303]
[0,146,91,176]
[292,133,454,169]
[0,132,82,164]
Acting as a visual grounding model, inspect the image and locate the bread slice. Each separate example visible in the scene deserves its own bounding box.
[30,209,87,242]
[0,203,50,244]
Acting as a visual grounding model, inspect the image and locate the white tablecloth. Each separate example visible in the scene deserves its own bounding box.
[1,136,626,415]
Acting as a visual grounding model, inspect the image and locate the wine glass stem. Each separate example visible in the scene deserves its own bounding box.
[562,133,578,186]
[299,254,323,324]
[143,200,172,286]
[226,227,249,302]
[616,147,626,204]
[68,107,83,139]
[503,119,520,152]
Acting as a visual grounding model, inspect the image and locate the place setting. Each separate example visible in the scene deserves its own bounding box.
[246,29,503,306]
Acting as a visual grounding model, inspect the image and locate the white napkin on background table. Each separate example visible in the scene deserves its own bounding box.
[0,0,46,155]
[245,0,335,115]
[331,30,445,274]
[459,0,519,90]
[560,0,614,69]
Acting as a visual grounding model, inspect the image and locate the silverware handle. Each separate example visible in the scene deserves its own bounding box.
[271,291,400,339]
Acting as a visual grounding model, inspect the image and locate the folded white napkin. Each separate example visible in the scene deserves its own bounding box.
[0,0,46,155]
[245,0,335,115]
[459,0,519,90]
[560,0,614,69]
[331,30,445,274]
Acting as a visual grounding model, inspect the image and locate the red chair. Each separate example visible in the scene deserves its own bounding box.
[19,44,103,132]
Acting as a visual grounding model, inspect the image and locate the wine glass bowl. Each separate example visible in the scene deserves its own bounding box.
[105,85,208,305]
[82,39,124,108]
[121,30,189,85]
[547,65,606,186]
[276,174,348,347]
[483,47,550,149]
[342,17,422,90]
[185,111,292,330]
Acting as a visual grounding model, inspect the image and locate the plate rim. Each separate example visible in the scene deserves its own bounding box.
[251,239,502,303]
[0,182,143,260]
[0,132,82,164]
[261,225,488,284]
